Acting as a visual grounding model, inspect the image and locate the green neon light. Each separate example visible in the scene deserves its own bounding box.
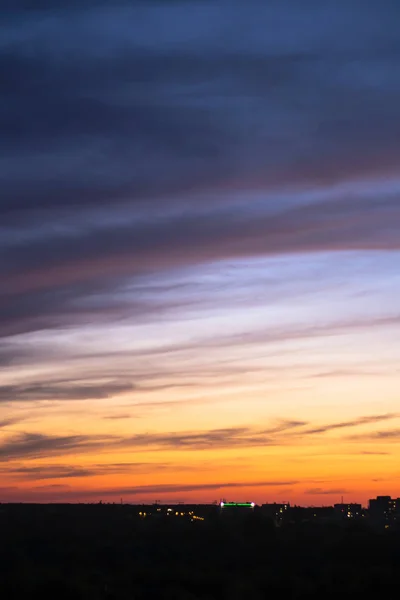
[221,503,254,507]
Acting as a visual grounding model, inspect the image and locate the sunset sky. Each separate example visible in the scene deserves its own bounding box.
[1,0,400,506]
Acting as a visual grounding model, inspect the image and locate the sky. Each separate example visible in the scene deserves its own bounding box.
[1,0,400,507]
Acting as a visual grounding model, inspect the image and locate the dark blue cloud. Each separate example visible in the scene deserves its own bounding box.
[1,0,400,348]
[2,0,400,216]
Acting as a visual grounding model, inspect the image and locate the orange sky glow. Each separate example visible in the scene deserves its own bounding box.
[2,1,400,507]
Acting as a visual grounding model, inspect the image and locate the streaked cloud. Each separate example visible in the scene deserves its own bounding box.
[103,413,132,420]
[1,0,400,344]
[1,414,398,462]
[305,488,350,496]
[0,417,22,429]
[0,380,135,403]
[1,462,179,480]
[303,414,399,435]
[86,480,300,498]
[348,429,400,442]
[0,479,303,503]
[0,428,277,461]
[1,0,400,503]
[0,432,114,461]
[360,451,391,456]
[33,484,70,490]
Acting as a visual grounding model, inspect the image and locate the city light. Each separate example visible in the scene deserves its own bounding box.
[220,502,255,508]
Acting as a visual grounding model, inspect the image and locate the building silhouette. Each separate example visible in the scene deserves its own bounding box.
[369,496,399,527]
[334,503,362,520]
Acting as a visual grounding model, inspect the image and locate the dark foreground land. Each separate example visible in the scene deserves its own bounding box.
[1,504,400,599]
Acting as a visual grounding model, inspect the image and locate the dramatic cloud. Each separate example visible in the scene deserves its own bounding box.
[1,0,400,343]
[1,1,400,502]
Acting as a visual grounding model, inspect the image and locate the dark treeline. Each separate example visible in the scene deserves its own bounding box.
[1,503,400,599]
